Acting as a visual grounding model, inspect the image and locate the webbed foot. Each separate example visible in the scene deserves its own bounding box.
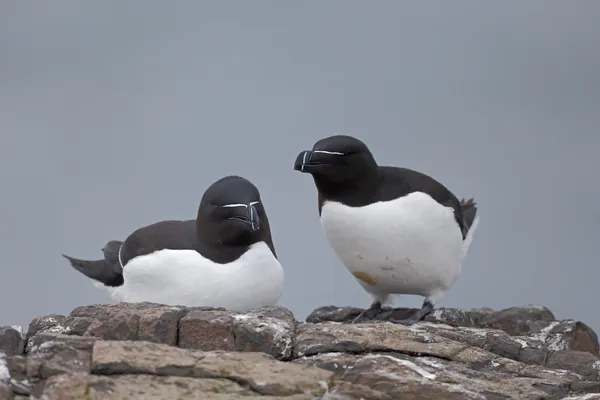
[351,301,383,324]
[389,300,434,325]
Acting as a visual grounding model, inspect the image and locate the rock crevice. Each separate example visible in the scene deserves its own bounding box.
[1,303,599,399]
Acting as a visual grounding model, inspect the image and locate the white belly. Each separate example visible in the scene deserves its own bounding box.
[320,192,473,300]
[99,241,284,312]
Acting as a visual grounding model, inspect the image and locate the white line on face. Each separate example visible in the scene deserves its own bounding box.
[118,243,124,269]
[301,151,308,172]
[312,150,345,155]
[222,201,260,208]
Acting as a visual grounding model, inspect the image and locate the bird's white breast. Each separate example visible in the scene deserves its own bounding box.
[102,241,284,312]
[320,192,471,299]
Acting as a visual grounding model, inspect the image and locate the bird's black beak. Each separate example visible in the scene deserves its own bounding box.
[294,150,333,173]
[228,203,261,231]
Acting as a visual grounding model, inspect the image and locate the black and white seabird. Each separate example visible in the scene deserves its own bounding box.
[293,135,480,324]
[62,175,284,312]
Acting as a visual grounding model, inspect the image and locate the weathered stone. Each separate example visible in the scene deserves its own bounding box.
[517,344,548,365]
[0,327,23,357]
[92,340,197,376]
[467,305,555,334]
[569,380,600,394]
[525,320,600,356]
[322,381,393,400]
[0,352,10,384]
[26,315,67,340]
[71,303,141,340]
[296,351,558,399]
[28,303,189,348]
[38,373,88,400]
[545,350,600,380]
[92,340,332,396]
[86,374,259,399]
[232,305,296,360]
[307,305,599,356]
[9,380,33,396]
[5,355,26,382]
[27,332,97,355]
[137,305,186,346]
[410,320,598,374]
[562,393,600,400]
[2,355,33,397]
[485,331,523,359]
[26,314,92,346]
[294,322,468,359]
[25,333,95,379]
[6,302,600,399]
[0,381,12,400]
[40,373,316,399]
[178,308,236,351]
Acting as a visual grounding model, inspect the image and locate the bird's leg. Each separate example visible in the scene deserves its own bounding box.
[351,300,383,324]
[389,299,434,326]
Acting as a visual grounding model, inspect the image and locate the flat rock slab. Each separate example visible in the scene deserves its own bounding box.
[91,340,332,397]
[39,373,319,400]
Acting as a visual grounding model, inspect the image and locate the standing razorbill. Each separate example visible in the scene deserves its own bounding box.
[293,135,480,324]
[62,175,284,312]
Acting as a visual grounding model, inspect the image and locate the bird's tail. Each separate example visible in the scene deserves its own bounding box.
[459,198,480,261]
[460,198,478,232]
[62,254,124,287]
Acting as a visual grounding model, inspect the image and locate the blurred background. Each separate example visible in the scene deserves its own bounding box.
[1,1,599,333]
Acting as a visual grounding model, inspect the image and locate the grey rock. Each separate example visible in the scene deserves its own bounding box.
[0,327,24,357]
[2,302,599,399]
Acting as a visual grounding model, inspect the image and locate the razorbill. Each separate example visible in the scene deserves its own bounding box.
[293,135,480,324]
[62,175,284,312]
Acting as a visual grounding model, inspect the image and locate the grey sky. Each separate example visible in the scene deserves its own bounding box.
[1,2,599,333]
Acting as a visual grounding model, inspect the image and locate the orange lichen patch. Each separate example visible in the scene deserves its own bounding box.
[352,271,377,286]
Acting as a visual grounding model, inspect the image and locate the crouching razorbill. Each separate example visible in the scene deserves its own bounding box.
[293,135,480,324]
[62,175,284,312]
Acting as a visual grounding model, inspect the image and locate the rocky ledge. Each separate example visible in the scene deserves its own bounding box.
[1,303,600,400]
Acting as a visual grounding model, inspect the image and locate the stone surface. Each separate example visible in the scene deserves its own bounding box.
[91,340,331,396]
[0,302,597,399]
[178,308,236,352]
[0,327,24,357]
[308,305,600,356]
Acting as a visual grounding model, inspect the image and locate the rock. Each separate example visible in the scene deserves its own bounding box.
[40,373,317,399]
[26,333,96,379]
[294,322,470,359]
[91,340,331,396]
[178,306,296,359]
[0,327,24,357]
[0,381,12,400]
[231,305,296,360]
[308,305,600,356]
[28,303,296,361]
[178,308,236,352]
[1,302,599,399]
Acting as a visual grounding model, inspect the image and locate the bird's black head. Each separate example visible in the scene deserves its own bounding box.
[294,135,378,194]
[196,175,268,247]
